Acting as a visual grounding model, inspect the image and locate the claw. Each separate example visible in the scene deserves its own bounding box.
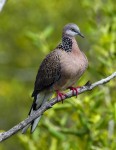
[56,90,67,103]
[68,86,80,97]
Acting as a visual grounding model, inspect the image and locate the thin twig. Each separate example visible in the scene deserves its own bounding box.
[0,72,116,142]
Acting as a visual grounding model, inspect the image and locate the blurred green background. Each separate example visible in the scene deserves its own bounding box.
[0,0,116,150]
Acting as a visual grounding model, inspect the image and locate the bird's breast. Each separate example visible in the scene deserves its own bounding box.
[61,51,88,78]
[53,50,88,91]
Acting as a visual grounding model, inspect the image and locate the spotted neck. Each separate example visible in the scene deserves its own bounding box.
[57,36,73,52]
[62,36,73,52]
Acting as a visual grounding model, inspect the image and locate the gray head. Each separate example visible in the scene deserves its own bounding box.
[63,23,84,38]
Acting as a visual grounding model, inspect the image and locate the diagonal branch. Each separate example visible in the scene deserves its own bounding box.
[0,0,7,12]
[0,72,116,142]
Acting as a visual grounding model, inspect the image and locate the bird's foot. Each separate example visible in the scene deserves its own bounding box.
[56,90,67,103]
[68,86,80,97]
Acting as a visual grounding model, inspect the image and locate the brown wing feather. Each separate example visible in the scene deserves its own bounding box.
[32,50,61,98]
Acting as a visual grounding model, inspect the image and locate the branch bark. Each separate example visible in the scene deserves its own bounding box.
[0,72,116,142]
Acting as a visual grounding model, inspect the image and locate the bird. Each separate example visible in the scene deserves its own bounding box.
[22,23,88,133]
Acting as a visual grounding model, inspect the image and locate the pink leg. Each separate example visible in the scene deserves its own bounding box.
[68,86,80,97]
[56,90,67,103]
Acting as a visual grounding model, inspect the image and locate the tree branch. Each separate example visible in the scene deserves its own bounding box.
[0,72,116,142]
[0,0,7,12]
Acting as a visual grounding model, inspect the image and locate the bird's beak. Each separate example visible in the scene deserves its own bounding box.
[78,32,84,38]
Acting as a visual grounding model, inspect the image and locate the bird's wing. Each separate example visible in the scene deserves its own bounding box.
[32,49,61,99]
[22,50,61,134]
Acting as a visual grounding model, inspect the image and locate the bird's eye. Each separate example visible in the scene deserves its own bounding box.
[71,28,75,32]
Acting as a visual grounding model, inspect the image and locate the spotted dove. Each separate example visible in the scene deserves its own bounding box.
[22,23,88,133]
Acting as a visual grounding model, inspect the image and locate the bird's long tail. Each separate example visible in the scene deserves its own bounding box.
[22,91,53,133]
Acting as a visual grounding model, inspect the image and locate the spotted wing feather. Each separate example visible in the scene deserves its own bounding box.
[32,50,61,99]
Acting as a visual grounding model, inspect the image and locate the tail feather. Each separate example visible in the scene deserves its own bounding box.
[22,123,31,134]
[31,116,41,133]
[22,91,53,133]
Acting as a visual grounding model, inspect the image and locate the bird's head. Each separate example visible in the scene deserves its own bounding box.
[63,23,84,38]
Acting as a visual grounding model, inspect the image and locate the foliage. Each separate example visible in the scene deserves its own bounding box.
[0,0,116,150]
